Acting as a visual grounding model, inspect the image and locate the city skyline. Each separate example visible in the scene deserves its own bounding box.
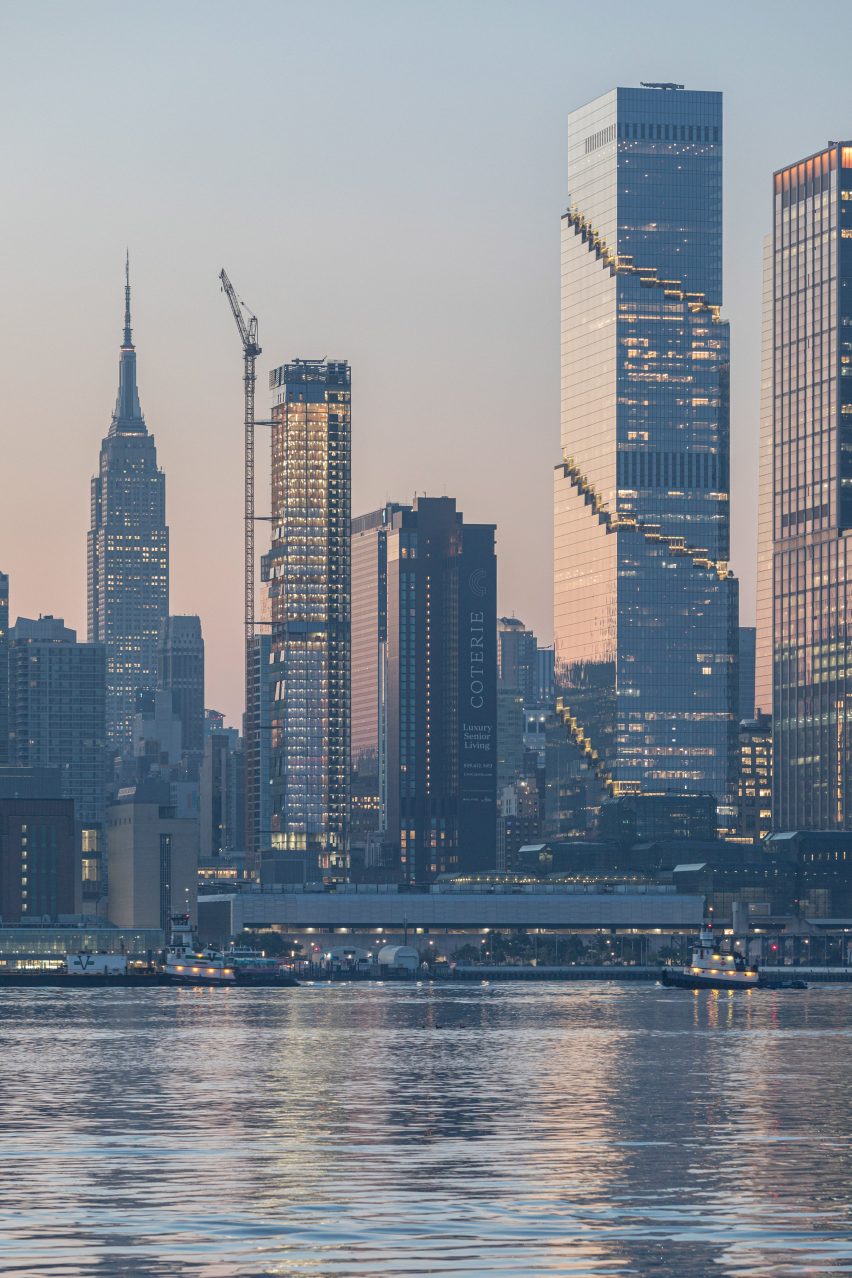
[3,1,852,725]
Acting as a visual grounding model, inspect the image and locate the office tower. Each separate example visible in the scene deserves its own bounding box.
[734,713,772,844]
[755,237,774,717]
[266,359,350,880]
[351,497,497,883]
[0,571,7,764]
[554,85,738,802]
[200,726,245,859]
[88,261,169,754]
[497,617,538,704]
[7,616,107,826]
[738,626,756,722]
[157,616,205,758]
[768,143,852,829]
[536,645,555,706]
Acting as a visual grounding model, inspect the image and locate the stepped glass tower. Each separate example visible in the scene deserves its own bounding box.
[554,85,738,803]
[88,261,169,754]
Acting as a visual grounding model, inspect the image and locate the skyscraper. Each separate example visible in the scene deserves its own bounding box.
[0,571,8,765]
[755,237,774,718]
[88,260,169,754]
[497,617,538,704]
[7,616,107,826]
[767,143,852,829]
[266,359,350,880]
[157,615,205,758]
[738,626,756,723]
[554,85,738,802]
[352,497,497,883]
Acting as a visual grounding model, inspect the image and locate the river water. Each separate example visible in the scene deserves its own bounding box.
[0,981,849,1277]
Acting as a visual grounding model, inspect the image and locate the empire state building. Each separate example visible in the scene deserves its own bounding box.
[88,260,169,753]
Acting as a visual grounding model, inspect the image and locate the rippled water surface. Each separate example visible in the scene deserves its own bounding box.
[0,982,849,1276]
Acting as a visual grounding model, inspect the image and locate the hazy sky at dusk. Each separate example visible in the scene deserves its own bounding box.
[1,0,850,724]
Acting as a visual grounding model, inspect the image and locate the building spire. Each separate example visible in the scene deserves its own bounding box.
[123,249,133,349]
[111,252,144,433]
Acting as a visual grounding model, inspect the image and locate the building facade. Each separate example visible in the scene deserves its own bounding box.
[350,498,498,882]
[265,359,350,880]
[106,781,198,928]
[7,616,107,827]
[734,714,772,844]
[200,727,245,859]
[554,84,738,804]
[738,626,756,723]
[88,262,169,754]
[388,498,497,881]
[245,631,272,869]
[767,144,852,829]
[157,615,204,759]
[350,504,405,838]
[497,617,538,704]
[0,795,77,919]
[0,571,7,765]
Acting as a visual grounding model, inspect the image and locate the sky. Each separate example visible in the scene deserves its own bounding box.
[1,0,850,725]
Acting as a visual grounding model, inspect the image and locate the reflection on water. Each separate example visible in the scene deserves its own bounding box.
[0,982,849,1276]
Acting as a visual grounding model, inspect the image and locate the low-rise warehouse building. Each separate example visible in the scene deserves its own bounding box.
[198,884,704,956]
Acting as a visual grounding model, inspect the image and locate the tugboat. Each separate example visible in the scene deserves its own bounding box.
[163,914,235,985]
[661,924,759,991]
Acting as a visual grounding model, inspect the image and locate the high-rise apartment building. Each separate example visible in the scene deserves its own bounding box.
[766,143,852,828]
[554,85,738,802]
[497,617,538,704]
[0,571,7,765]
[157,615,205,758]
[88,262,169,754]
[351,497,497,882]
[266,359,350,880]
[734,713,772,844]
[350,504,403,839]
[7,616,107,826]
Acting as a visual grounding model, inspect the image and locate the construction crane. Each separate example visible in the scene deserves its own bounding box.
[219,269,261,645]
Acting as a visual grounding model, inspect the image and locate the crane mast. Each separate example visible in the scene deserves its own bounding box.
[219,269,261,646]
[219,269,264,871]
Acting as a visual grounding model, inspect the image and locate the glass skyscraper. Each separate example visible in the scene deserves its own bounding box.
[266,359,350,880]
[554,85,738,801]
[88,263,169,754]
[768,143,852,829]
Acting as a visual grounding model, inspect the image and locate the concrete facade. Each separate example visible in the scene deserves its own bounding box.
[107,788,198,928]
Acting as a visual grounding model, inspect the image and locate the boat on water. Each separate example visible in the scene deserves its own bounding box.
[661,926,760,990]
[226,946,300,986]
[163,914,235,986]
